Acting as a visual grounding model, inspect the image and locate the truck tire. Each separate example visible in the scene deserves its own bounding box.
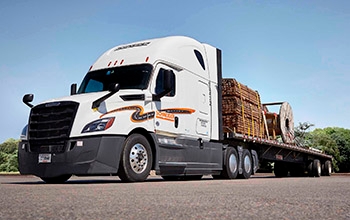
[307,161,313,177]
[118,134,152,182]
[239,149,252,179]
[41,175,71,184]
[219,147,239,179]
[323,160,332,176]
[274,162,288,177]
[313,159,321,177]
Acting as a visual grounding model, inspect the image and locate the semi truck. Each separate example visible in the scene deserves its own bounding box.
[18,36,332,183]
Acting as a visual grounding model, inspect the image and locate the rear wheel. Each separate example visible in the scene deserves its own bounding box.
[118,134,152,182]
[41,174,71,184]
[239,149,252,179]
[323,160,332,176]
[219,147,239,179]
[313,159,321,177]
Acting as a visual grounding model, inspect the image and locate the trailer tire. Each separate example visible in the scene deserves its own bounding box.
[307,161,313,177]
[323,160,332,176]
[118,134,152,182]
[313,159,321,177]
[239,149,252,179]
[41,175,71,184]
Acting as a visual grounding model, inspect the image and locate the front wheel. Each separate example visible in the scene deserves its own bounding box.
[118,134,153,182]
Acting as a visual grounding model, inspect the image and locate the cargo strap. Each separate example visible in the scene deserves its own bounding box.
[255,91,261,138]
[238,83,247,135]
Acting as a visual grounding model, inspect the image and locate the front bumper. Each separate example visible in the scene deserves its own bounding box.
[18,135,126,178]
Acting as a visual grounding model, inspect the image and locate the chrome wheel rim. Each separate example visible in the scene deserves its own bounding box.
[244,155,252,173]
[129,143,148,174]
[317,163,321,175]
[229,154,237,174]
[328,164,332,174]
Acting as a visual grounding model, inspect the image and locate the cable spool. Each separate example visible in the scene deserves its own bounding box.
[279,102,294,144]
[263,102,294,144]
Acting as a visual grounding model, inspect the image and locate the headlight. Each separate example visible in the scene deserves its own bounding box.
[20,125,28,140]
[81,117,115,133]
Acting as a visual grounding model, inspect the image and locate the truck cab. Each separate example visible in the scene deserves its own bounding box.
[19,36,224,183]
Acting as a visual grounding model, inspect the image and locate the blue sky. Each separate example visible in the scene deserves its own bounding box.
[0,0,349,143]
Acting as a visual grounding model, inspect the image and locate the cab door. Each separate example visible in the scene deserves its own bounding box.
[151,63,215,172]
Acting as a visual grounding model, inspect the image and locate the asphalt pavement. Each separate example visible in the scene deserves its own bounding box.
[0,174,349,220]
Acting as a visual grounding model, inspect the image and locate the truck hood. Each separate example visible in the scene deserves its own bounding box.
[36,90,152,138]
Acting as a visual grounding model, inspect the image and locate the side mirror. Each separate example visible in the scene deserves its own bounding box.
[163,70,173,92]
[23,94,34,108]
[92,83,120,109]
[109,83,121,93]
[153,70,174,101]
[71,83,77,95]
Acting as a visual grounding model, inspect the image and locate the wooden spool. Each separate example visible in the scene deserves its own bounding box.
[264,102,294,144]
[279,102,294,144]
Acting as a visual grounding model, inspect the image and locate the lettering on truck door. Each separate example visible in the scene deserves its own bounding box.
[196,80,210,137]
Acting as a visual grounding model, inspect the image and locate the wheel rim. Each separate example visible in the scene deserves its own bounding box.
[244,155,251,173]
[317,163,321,175]
[328,164,332,174]
[228,154,238,174]
[129,143,148,174]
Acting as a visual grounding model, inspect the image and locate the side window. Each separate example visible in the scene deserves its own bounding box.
[194,50,205,70]
[155,68,176,96]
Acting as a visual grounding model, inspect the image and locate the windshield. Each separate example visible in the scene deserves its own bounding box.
[77,64,153,94]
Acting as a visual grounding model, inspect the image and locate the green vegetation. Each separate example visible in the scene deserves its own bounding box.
[1,125,350,173]
[0,138,19,172]
[295,123,350,172]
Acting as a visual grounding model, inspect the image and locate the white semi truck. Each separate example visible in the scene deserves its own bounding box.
[19,36,332,183]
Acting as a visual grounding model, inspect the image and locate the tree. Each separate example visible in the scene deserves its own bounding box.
[308,128,341,172]
[321,127,350,172]
[0,139,19,172]
[294,124,350,172]
[294,122,314,147]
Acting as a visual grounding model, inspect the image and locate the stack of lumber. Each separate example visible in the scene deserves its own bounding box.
[222,78,264,138]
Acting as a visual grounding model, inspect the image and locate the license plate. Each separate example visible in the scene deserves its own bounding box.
[39,154,52,163]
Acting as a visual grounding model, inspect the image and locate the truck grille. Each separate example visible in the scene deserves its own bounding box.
[28,101,79,153]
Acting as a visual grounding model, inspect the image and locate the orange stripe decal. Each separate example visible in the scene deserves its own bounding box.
[100,105,195,123]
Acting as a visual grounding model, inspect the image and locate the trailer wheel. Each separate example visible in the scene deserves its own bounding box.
[118,134,152,182]
[307,161,313,177]
[323,160,332,176]
[274,162,288,177]
[41,175,71,184]
[239,149,252,179]
[313,159,321,177]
